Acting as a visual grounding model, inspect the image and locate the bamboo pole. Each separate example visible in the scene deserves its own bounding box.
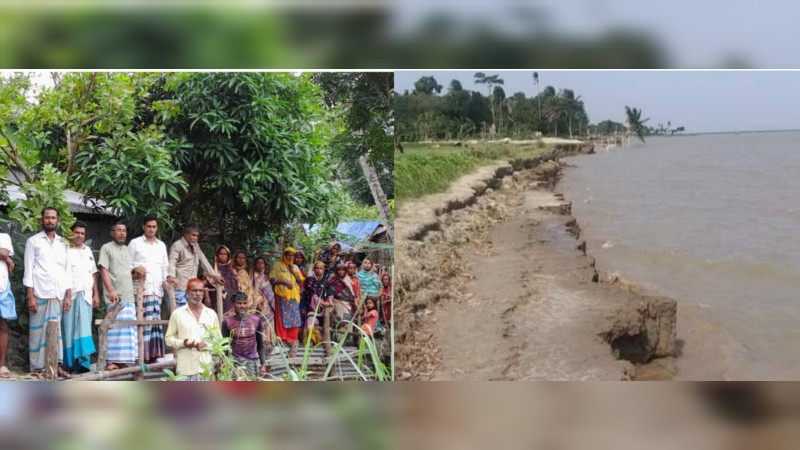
[135,279,144,380]
[96,320,170,326]
[352,301,363,349]
[68,360,177,381]
[216,281,223,323]
[45,319,60,381]
[164,281,177,315]
[323,306,332,357]
[97,302,121,371]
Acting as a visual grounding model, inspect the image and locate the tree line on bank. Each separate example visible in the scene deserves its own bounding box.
[0,72,394,251]
[395,73,684,142]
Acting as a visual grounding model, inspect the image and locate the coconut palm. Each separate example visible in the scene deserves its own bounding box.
[624,106,650,143]
[544,96,570,137]
[532,72,541,122]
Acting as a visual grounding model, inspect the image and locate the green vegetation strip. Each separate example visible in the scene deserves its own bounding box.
[396,151,480,199]
[396,143,548,200]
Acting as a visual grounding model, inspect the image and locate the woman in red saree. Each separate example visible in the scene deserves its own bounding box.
[269,247,305,357]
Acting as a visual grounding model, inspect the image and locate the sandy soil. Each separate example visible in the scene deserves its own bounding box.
[431,186,635,380]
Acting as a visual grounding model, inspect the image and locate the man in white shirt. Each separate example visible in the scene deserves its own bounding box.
[129,215,169,363]
[23,207,71,376]
[62,221,99,373]
[0,230,16,378]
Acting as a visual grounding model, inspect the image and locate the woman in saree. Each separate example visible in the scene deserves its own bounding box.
[207,245,239,315]
[251,256,276,351]
[356,258,381,301]
[231,250,254,310]
[323,262,356,338]
[302,261,328,345]
[294,250,309,322]
[251,256,275,318]
[269,247,305,357]
[379,274,392,327]
[315,241,342,283]
[294,251,308,279]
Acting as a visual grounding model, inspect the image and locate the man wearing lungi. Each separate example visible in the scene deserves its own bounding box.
[98,221,137,370]
[23,207,71,377]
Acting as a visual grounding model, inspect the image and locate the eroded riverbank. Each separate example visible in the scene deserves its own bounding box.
[395,144,679,380]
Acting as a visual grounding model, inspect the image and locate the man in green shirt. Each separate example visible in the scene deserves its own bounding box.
[98,222,137,370]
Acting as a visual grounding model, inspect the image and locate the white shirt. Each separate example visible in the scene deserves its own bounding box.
[0,233,13,292]
[23,231,70,300]
[68,245,97,304]
[129,235,169,296]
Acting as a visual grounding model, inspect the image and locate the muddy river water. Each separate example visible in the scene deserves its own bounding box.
[561,131,800,380]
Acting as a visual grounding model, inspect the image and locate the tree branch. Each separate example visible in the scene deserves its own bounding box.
[0,128,34,183]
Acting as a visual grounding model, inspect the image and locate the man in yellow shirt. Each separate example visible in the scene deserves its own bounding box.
[164,278,220,380]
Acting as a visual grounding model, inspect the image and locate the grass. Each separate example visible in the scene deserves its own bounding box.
[395,141,550,201]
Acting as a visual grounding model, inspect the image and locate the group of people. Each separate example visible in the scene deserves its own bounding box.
[0,207,392,381]
[209,241,393,359]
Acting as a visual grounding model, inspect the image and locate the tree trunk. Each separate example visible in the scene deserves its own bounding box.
[98,302,122,371]
[569,115,573,138]
[164,282,177,315]
[323,306,332,357]
[359,153,393,241]
[216,282,224,323]
[135,280,145,380]
[45,320,60,380]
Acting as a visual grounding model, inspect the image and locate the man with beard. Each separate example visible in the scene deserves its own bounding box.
[62,221,99,373]
[165,278,221,380]
[23,207,71,377]
[221,290,267,379]
[166,226,219,308]
[129,215,169,363]
[98,221,137,370]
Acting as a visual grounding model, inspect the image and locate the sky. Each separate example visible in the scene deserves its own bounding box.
[395,71,800,134]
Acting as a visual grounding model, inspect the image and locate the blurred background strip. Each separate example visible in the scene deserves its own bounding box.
[0,1,796,68]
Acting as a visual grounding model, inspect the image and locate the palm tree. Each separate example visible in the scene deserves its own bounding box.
[474,72,504,136]
[560,89,583,138]
[544,97,569,137]
[624,106,650,143]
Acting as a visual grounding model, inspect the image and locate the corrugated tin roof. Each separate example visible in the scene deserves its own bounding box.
[303,221,384,251]
[2,185,116,216]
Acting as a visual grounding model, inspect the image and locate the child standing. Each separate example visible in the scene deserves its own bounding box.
[360,298,379,337]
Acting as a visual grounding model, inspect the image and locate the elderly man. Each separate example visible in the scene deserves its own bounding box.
[166,226,218,308]
[98,221,137,370]
[165,278,221,381]
[129,215,169,363]
[0,229,15,378]
[62,221,99,373]
[23,207,71,377]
